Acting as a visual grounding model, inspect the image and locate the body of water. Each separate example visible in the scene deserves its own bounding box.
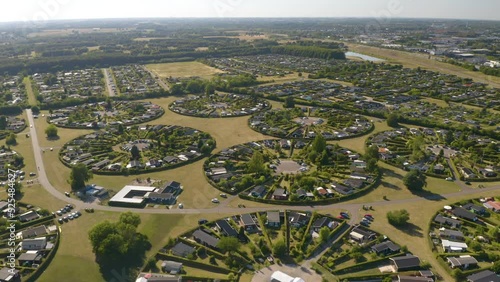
[345,51,385,62]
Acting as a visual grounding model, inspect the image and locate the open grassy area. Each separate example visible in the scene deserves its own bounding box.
[345,43,500,88]
[23,77,37,106]
[38,212,231,282]
[146,61,224,80]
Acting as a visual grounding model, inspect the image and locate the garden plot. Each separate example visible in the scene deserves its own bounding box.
[0,74,26,107]
[429,198,500,279]
[149,210,345,281]
[249,107,373,140]
[368,128,453,178]
[169,93,270,118]
[0,148,24,179]
[47,101,164,129]
[32,68,105,104]
[59,124,215,174]
[204,137,378,204]
[0,116,26,140]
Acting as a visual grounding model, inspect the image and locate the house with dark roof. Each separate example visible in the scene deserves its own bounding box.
[330,182,354,195]
[289,211,311,228]
[452,207,478,221]
[397,276,434,282]
[249,185,266,198]
[170,242,195,258]
[447,256,478,269]
[18,251,43,266]
[434,214,462,228]
[343,178,364,189]
[349,226,376,243]
[371,240,401,255]
[146,192,174,204]
[439,228,465,241]
[21,225,48,239]
[21,237,47,251]
[311,217,336,233]
[0,267,20,282]
[390,255,421,272]
[466,270,500,282]
[216,220,238,237]
[18,211,39,222]
[161,261,183,274]
[160,181,182,194]
[463,203,486,215]
[193,230,219,250]
[240,214,258,232]
[272,188,288,200]
[266,211,281,228]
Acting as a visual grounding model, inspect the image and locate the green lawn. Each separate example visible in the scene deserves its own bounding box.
[23,77,38,107]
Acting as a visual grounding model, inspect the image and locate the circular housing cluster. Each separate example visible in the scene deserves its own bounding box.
[60,124,215,174]
[204,139,377,203]
[249,107,373,139]
[48,101,164,129]
[169,93,270,117]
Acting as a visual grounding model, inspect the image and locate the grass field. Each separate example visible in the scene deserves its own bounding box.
[345,43,500,88]
[145,61,224,80]
[23,77,37,106]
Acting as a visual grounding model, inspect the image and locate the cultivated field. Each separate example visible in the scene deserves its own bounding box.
[146,61,224,79]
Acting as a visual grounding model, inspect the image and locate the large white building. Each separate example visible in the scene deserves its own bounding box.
[270,271,305,282]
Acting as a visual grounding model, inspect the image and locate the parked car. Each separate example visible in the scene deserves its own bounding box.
[219,193,227,198]
[29,172,36,177]
[58,218,63,224]
[65,192,70,197]
[445,177,453,181]
[340,212,349,218]
[178,203,183,209]
[198,219,208,225]
[360,220,370,227]
[211,198,219,203]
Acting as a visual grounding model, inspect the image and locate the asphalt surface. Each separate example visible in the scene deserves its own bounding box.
[27,109,500,217]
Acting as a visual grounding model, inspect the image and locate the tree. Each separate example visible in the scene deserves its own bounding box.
[119,212,141,227]
[88,212,151,278]
[491,260,500,273]
[69,163,93,190]
[217,237,240,255]
[365,145,380,161]
[319,226,330,243]
[273,240,287,257]
[387,209,410,227]
[130,145,140,160]
[386,113,399,127]
[283,96,295,108]
[403,169,427,191]
[311,134,326,154]
[45,124,58,138]
[31,106,40,114]
[117,124,124,134]
[247,151,265,174]
[5,133,16,146]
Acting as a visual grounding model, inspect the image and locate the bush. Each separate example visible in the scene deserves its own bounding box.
[387,209,410,227]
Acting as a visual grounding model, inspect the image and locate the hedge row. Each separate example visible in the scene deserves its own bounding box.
[155,253,234,275]
[332,252,404,275]
[25,233,60,282]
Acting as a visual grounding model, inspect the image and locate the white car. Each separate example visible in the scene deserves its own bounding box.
[178,203,183,209]
[445,177,453,181]
[211,198,219,203]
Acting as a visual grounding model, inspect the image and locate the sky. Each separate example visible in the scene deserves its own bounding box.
[0,0,499,23]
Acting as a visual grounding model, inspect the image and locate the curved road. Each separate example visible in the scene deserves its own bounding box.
[27,109,500,217]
